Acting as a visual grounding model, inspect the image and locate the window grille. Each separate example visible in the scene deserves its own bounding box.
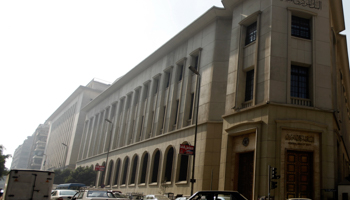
[245,22,257,45]
[292,16,311,39]
[291,65,309,98]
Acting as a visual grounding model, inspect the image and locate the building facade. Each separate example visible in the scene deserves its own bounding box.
[10,136,33,169]
[42,79,110,170]
[27,124,49,170]
[75,0,350,199]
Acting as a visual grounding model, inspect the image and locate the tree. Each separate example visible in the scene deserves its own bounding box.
[65,166,96,186]
[53,168,72,184]
[0,145,11,180]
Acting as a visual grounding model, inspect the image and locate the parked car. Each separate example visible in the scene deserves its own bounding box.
[175,197,187,200]
[144,195,170,200]
[51,190,78,200]
[188,191,247,200]
[72,190,118,200]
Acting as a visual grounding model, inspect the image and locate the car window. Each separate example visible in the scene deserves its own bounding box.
[60,191,78,196]
[52,191,57,196]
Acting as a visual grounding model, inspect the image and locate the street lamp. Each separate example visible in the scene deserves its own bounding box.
[61,143,68,169]
[104,118,113,187]
[189,66,201,195]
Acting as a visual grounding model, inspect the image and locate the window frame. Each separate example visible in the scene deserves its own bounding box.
[245,22,257,45]
[244,69,254,101]
[290,65,310,99]
[291,15,311,39]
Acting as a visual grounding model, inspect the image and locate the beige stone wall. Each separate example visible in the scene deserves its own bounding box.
[77,122,223,196]
[221,103,335,200]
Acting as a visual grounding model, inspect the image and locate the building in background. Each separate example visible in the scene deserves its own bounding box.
[10,136,33,169]
[74,0,350,199]
[42,79,110,170]
[27,124,49,170]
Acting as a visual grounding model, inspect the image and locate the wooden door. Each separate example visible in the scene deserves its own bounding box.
[286,151,313,199]
[237,151,254,200]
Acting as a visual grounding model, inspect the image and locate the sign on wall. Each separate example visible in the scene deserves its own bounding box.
[179,144,194,155]
[284,0,322,9]
[94,165,105,171]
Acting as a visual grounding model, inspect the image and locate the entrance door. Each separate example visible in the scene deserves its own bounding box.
[237,151,254,200]
[286,151,313,199]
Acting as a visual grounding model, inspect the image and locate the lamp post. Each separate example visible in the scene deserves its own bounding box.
[189,66,200,195]
[61,143,68,169]
[104,118,113,187]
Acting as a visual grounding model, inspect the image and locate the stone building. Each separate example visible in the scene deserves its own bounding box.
[27,124,49,170]
[42,79,110,170]
[10,136,33,169]
[75,0,350,199]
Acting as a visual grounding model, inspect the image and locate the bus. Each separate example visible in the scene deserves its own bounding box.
[55,183,85,190]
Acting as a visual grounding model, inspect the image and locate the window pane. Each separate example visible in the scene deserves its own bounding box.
[245,22,257,45]
[292,16,310,39]
[291,65,309,98]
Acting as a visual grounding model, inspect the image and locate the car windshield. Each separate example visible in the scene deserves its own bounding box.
[87,191,115,198]
[60,191,77,195]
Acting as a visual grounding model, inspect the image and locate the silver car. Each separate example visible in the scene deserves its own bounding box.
[51,190,78,200]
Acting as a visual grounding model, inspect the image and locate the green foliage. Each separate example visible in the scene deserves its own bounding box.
[53,168,72,184]
[0,145,11,180]
[53,166,96,186]
[65,166,96,186]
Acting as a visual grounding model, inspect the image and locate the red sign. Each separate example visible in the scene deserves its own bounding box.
[95,166,105,171]
[179,144,194,155]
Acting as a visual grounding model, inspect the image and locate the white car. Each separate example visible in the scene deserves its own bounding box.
[51,190,78,200]
[144,195,170,200]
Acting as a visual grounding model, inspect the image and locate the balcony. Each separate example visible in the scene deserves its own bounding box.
[291,97,312,107]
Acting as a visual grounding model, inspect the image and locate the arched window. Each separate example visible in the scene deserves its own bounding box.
[106,160,114,186]
[151,150,160,183]
[178,155,189,181]
[113,159,121,186]
[122,157,129,185]
[164,147,174,182]
[130,155,139,184]
[140,153,149,184]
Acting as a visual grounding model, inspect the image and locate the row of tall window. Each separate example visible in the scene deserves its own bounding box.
[79,53,201,160]
[242,15,312,106]
[95,145,190,187]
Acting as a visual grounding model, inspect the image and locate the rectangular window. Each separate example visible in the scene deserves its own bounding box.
[165,73,170,88]
[189,93,194,120]
[154,79,159,94]
[291,16,311,39]
[193,56,199,71]
[179,65,184,81]
[161,106,166,130]
[291,65,309,98]
[245,22,257,45]
[245,69,254,101]
[174,100,179,125]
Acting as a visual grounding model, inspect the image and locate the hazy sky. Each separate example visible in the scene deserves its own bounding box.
[1,0,350,169]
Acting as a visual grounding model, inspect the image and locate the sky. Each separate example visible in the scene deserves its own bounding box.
[0,0,350,169]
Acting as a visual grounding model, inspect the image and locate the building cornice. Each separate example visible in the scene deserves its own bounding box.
[82,6,232,112]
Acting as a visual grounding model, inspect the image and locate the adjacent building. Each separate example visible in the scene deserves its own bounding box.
[10,136,33,169]
[42,79,110,170]
[27,124,49,170]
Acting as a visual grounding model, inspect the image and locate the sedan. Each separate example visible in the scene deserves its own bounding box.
[51,190,78,200]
